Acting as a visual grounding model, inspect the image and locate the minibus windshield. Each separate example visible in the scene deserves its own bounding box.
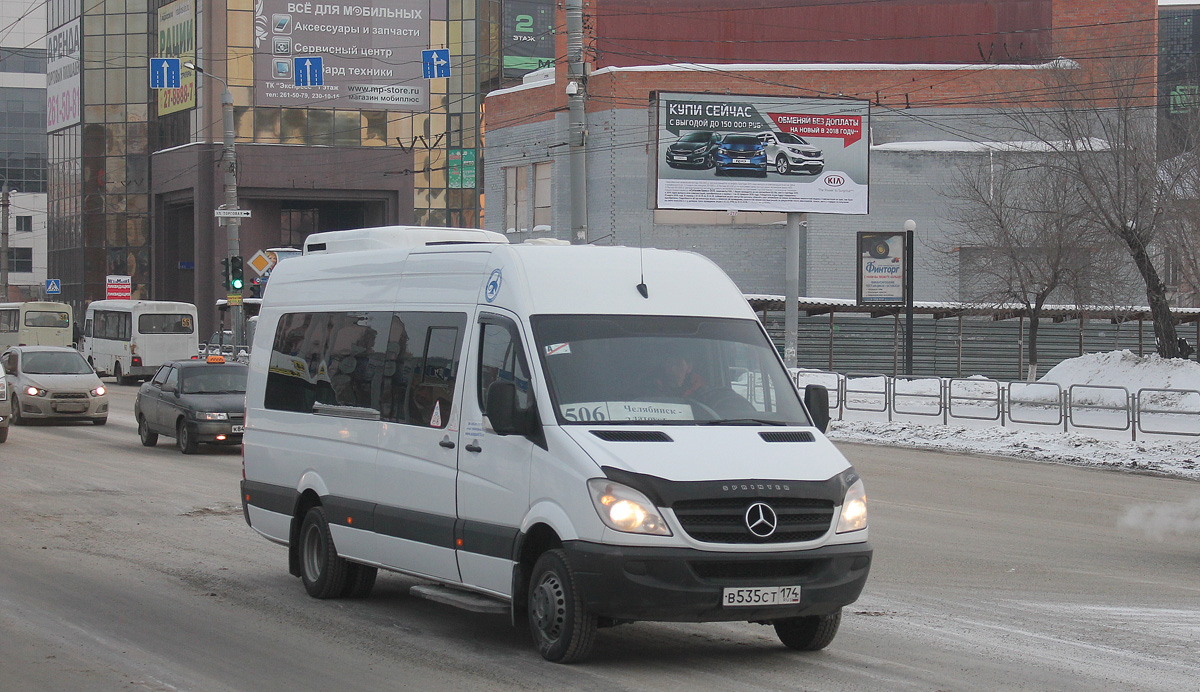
[531,315,811,426]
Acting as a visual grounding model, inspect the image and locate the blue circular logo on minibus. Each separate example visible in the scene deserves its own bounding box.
[485,269,502,302]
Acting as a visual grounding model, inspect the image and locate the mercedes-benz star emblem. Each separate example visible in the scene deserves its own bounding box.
[744,502,778,538]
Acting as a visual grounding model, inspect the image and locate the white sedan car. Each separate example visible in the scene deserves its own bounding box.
[1,346,109,426]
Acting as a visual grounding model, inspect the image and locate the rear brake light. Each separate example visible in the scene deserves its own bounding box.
[132,356,143,367]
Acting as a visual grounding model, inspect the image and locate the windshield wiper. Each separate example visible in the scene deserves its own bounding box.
[703,418,789,426]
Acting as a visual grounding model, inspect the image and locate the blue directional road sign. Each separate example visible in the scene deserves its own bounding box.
[423,49,450,79]
[149,58,181,89]
[45,279,61,295]
[293,57,323,86]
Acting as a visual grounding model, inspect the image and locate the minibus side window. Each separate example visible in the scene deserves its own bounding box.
[264,310,395,415]
[376,311,466,428]
[478,316,533,414]
[0,309,17,333]
[408,324,461,428]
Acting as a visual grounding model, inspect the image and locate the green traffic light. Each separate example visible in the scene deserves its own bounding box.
[230,255,244,290]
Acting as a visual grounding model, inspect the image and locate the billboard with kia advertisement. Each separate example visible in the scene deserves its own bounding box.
[655,92,869,214]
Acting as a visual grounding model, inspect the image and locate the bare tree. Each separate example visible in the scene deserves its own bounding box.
[942,149,1106,380]
[1001,55,1186,357]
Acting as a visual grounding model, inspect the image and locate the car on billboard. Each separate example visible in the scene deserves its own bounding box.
[756,131,824,176]
[713,134,768,176]
[664,131,723,169]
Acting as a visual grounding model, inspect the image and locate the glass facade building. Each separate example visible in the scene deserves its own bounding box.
[45,0,513,332]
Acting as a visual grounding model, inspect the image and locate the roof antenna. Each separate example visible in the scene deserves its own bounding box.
[637,280,648,298]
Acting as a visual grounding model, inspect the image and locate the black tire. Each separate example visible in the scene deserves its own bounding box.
[299,506,348,599]
[177,420,198,454]
[0,425,8,443]
[774,609,842,651]
[11,396,24,426]
[138,415,158,446]
[113,362,125,385]
[92,417,107,426]
[775,155,790,175]
[527,549,597,663]
[341,562,378,598]
[704,153,715,169]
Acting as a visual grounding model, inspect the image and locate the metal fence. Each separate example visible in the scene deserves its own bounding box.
[792,370,1200,440]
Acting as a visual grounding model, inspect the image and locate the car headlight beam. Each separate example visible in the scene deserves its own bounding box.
[836,479,868,534]
[587,479,671,536]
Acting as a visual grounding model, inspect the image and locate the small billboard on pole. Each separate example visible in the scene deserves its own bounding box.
[856,232,905,305]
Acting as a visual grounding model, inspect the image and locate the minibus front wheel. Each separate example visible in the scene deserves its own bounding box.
[774,609,842,651]
[528,549,597,663]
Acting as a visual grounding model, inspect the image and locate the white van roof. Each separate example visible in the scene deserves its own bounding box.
[85,299,198,313]
[303,226,508,255]
[266,229,752,320]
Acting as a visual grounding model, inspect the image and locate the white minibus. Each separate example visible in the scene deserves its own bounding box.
[241,226,871,663]
[0,301,74,349]
[82,300,199,384]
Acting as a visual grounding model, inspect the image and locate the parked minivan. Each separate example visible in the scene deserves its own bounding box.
[240,226,871,663]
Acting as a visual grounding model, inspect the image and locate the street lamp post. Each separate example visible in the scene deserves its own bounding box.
[183,61,244,349]
[1,181,9,301]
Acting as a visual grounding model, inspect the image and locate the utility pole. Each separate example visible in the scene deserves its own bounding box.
[904,219,916,375]
[566,0,588,244]
[184,61,244,349]
[783,212,806,367]
[1,183,9,300]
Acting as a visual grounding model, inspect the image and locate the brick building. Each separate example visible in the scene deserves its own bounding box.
[483,0,1158,302]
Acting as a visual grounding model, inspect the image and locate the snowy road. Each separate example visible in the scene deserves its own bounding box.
[0,387,1197,690]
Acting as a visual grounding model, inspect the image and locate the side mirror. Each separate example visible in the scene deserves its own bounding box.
[804,384,831,433]
[486,380,532,436]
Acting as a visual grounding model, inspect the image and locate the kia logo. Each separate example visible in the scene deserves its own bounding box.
[824,174,846,187]
[744,502,779,538]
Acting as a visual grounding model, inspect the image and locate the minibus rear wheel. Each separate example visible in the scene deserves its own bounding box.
[528,549,597,663]
[299,506,348,599]
[774,609,841,651]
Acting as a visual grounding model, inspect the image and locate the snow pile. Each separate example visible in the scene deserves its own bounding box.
[825,351,1200,481]
[1041,350,1200,392]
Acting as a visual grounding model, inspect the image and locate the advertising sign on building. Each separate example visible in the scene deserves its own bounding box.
[655,92,870,214]
[106,275,132,300]
[46,19,81,133]
[503,0,554,79]
[253,0,431,110]
[448,148,476,189]
[157,0,196,115]
[857,232,905,305]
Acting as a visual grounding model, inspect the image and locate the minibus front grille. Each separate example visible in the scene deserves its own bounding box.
[672,497,834,544]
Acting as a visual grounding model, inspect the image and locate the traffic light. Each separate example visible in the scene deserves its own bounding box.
[230,255,244,290]
[220,257,230,289]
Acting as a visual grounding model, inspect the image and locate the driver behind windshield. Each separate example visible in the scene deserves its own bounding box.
[654,353,706,398]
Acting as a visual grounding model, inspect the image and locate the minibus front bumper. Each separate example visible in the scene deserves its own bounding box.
[561,540,871,622]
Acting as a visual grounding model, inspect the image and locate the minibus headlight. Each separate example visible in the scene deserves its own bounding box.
[200,412,229,421]
[587,479,671,536]
[27,386,47,397]
[836,479,868,534]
